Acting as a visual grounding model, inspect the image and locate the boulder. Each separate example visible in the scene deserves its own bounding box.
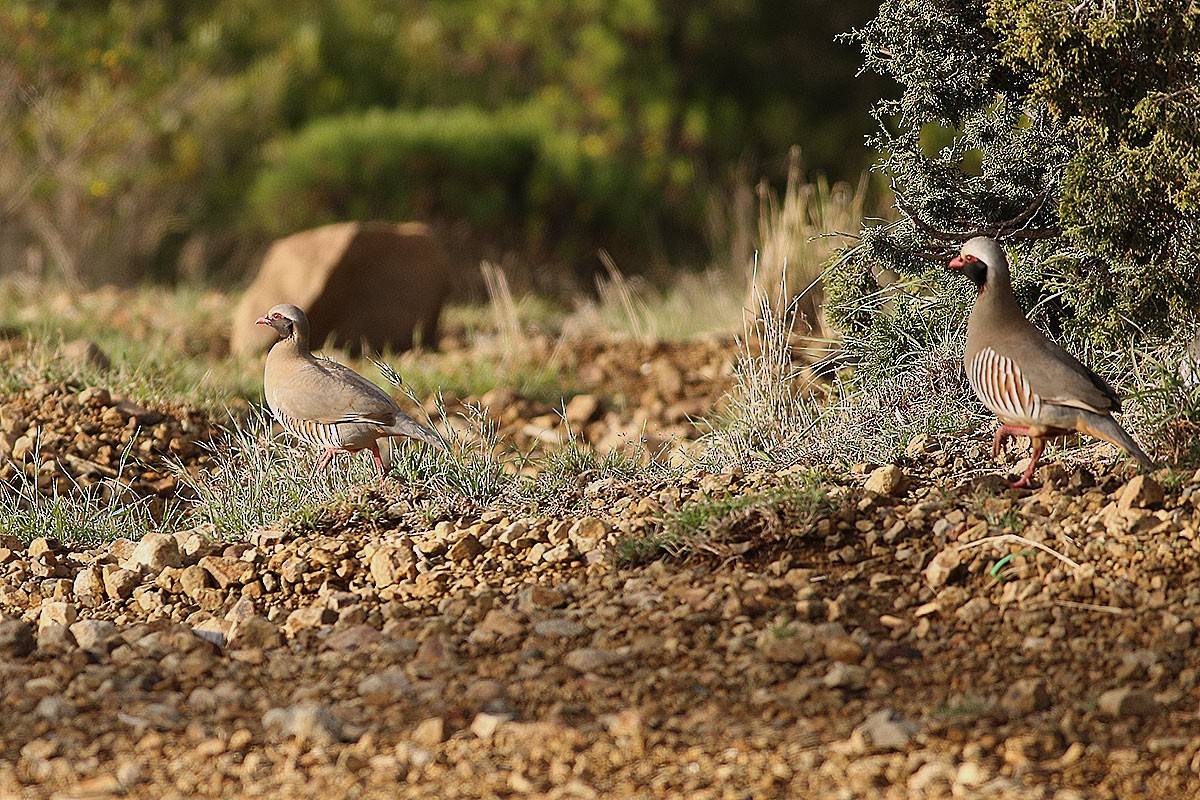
[231,221,452,356]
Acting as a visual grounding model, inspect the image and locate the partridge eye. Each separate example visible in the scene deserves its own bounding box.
[963,254,977,263]
[272,313,282,320]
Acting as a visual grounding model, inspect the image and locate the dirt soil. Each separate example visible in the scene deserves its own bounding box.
[2,338,1200,799]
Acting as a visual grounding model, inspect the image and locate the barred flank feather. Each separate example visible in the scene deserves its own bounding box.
[968,347,1041,423]
[278,411,349,449]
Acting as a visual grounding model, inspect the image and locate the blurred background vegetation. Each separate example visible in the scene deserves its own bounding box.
[0,0,885,288]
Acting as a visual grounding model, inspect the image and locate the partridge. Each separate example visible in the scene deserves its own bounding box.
[949,237,1153,487]
[256,303,445,478]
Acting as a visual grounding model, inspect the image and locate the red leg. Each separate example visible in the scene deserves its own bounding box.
[369,441,387,480]
[316,448,337,471]
[994,424,1034,458]
[1008,438,1045,489]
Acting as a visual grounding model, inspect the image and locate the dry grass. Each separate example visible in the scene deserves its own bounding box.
[748,147,870,340]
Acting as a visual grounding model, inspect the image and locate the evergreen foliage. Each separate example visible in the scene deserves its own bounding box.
[832,0,1200,350]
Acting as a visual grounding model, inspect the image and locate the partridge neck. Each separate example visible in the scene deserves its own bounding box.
[971,274,1025,335]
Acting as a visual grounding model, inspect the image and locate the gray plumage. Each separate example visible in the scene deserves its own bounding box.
[256,303,445,477]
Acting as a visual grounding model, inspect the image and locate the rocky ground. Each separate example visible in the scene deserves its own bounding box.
[2,336,1200,799]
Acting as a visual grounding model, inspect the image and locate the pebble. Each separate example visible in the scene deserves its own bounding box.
[262,702,352,745]
[1000,677,1051,716]
[0,616,36,657]
[533,618,587,639]
[865,465,907,496]
[1098,686,1161,718]
[126,533,182,573]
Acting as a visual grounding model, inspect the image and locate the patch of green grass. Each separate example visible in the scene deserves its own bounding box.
[169,410,380,538]
[0,448,174,545]
[616,476,832,565]
[382,348,570,406]
[1123,336,1200,467]
[0,282,259,410]
[933,694,988,719]
[987,508,1026,533]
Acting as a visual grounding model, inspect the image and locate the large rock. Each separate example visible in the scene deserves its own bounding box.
[231,221,453,356]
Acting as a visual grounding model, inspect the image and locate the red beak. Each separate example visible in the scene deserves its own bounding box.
[255,316,271,325]
[948,255,964,270]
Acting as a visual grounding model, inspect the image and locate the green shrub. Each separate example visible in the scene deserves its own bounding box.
[833,0,1200,349]
[250,107,540,235]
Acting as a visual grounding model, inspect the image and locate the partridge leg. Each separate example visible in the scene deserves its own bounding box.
[316,448,337,472]
[1008,438,1045,489]
[369,441,387,479]
[993,425,1034,458]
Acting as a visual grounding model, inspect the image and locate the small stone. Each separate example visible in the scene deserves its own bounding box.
[824,636,865,664]
[38,601,78,629]
[411,716,446,747]
[37,623,76,652]
[533,618,587,639]
[0,615,35,657]
[823,662,868,690]
[564,394,601,427]
[228,615,283,650]
[472,609,526,643]
[410,633,456,677]
[104,567,141,600]
[370,543,414,588]
[11,434,35,461]
[1036,463,1069,486]
[564,647,626,673]
[284,606,336,636]
[61,339,111,371]
[447,534,484,563]
[470,712,506,740]
[855,709,918,750]
[568,518,608,552]
[199,555,254,589]
[955,596,992,624]
[73,564,106,608]
[905,434,937,457]
[121,703,182,731]
[180,565,212,598]
[262,702,351,745]
[69,619,118,651]
[1098,686,1160,718]
[1117,476,1164,511]
[27,537,56,559]
[518,585,565,611]
[324,625,382,652]
[357,668,411,702]
[925,546,961,590]
[126,533,182,573]
[763,635,818,665]
[78,386,112,406]
[865,464,907,496]
[1000,678,1051,716]
[35,695,75,721]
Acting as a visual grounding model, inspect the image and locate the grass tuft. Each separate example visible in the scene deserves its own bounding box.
[169,410,377,538]
[616,476,831,565]
[0,445,172,545]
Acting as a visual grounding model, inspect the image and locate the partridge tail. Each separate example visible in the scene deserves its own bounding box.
[387,412,449,452]
[1077,412,1154,470]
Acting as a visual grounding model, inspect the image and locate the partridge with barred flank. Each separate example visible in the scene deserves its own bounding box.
[257,304,445,478]
[949,237,1153,487]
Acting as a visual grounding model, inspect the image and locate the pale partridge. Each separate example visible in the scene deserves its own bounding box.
[948,237,1153,487]
[256,303,445,478]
